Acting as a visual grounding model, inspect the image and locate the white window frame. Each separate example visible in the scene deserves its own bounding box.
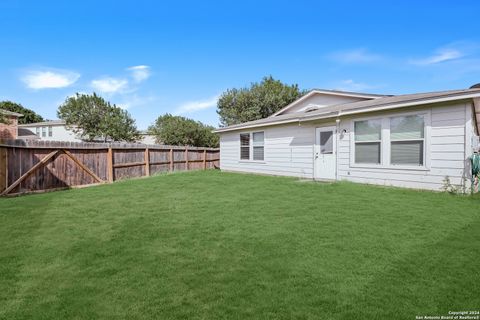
[240,133,250,160]
[352,117,383,165]
[349,110,431,170]
[41,126,46,137]
[48,126,53,137]
[239,131,266,163]
[389,114,426,167]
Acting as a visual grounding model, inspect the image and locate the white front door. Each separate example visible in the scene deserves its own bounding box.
[314,126,336,180]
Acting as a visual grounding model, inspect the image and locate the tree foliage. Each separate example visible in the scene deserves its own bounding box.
[217,76,304,126]
[0,112,7,124]
[57,93,140,142]
[148,114,219,147]
[0,101,44,124]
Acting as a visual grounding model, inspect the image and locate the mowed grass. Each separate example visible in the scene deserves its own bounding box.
[0,170,479,319]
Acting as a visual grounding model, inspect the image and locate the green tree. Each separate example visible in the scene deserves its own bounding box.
[0,111,7,124]
[57,93,140,142]
[148,114,219,147]
[217,76,304,126]
[0,101,44,124]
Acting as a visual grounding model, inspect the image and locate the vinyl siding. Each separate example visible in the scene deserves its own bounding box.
[337,102,471,191]
[19,124,83,142]
[220,124,315,178]
[219,102,473,191]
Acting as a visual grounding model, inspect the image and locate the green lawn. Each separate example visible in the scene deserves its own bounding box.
[1,170,479,319]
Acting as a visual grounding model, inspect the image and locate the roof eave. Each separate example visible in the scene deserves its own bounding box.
[215,92,480,133]
[338,92,480,117]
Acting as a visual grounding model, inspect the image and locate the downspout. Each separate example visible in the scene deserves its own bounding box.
[473,98,480,136]
[335,118,340,181]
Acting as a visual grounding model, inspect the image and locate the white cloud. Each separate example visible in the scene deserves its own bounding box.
[22,69,80,89]
[117,94,156,110]
[175,95,219,115]
[91,77,128,94]
[410,48,464,65]
[127,65,151,82]
[334,79,377,92]
[330,48,382,63]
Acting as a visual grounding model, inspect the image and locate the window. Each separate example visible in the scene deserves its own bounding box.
[240,131,265,161]
[48,126,53,137]
[252,132,264,160]
[390,115,424,166]
[320,131,333,154]
[354,120,381,164]
[42,127,46,137]
[36,127,40,136]
[240,133,250,160]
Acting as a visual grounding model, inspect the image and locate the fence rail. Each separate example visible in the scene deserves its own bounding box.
[0,139,219,196]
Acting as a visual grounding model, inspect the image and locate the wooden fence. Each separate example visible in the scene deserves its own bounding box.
[0,140,219,196]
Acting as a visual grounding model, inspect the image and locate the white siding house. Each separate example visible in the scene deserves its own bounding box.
[216,88,480,191]
[18,120,83,142]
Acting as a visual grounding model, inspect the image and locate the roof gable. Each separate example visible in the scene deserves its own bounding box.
[271,89,387,117]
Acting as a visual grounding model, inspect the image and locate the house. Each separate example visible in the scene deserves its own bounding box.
[138,130,157,145]
[215,86,480,191]
[18,120,83,142]
[0,109,23,139]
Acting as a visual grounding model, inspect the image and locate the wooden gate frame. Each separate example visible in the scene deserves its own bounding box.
[1,149,105,196]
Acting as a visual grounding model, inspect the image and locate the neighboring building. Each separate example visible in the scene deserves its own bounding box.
[18,120,83,142]
[138,131,157,145]
[215,86,480,191]
[0,109,23,139]
[17,127,39,140]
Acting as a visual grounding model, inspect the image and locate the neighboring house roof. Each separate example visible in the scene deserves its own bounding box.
[18,120,67,127]
[270,89,390,117]
[0,108,23,117]
[215,88,480,133]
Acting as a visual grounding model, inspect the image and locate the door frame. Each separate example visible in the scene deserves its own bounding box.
[314,126,337,180]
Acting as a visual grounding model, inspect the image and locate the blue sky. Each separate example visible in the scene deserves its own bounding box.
[1,0,479,129]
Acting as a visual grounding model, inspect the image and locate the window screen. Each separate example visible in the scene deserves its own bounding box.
[391,141,424,165]
[390,115,424,165]
[240,133,250,160]
[355,142,381,164]
[252,132,264,161]
[354,120,381,164]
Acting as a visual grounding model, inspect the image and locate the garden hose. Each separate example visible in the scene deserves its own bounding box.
[471,153,480,193]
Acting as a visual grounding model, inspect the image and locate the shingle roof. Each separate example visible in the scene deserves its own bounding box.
[215,88,480,133]
[17,128,39,138]
[18,120,66,127]
[307,88,390,98]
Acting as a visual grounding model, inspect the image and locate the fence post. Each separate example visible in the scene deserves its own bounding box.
[169,148,173,172]
[107,148,114,182]
[203,149,207,170]
[0,147,6,193]
[185,147,188,170]
[144,148,150,177]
